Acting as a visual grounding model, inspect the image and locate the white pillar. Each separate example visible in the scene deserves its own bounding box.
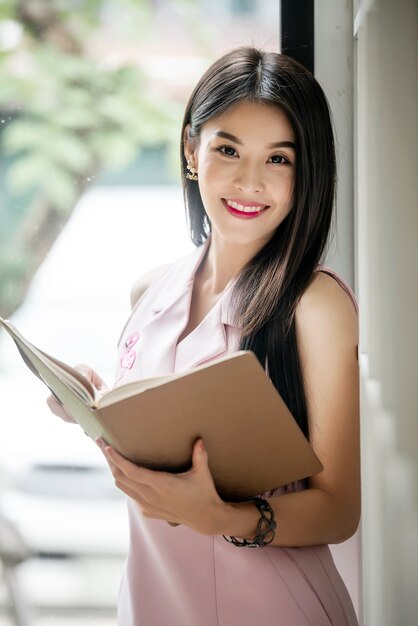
[315,0,355,287]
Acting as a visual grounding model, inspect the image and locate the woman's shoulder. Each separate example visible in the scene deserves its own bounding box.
[116,256,182,350]
[298,268,358,317]
[130,264,172,309]
[295,270,359,348]
[129,244,201,309]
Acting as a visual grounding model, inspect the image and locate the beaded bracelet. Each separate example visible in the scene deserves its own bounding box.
[222,496,277,548]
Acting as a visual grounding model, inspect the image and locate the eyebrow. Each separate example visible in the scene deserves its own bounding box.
[212,130,296,151]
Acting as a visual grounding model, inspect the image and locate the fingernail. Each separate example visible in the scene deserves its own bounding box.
[199,441,206,454]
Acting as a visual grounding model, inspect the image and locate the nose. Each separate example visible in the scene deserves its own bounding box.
[233,162,264,194]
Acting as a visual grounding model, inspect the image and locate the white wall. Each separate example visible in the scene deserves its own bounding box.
[314,2,364,623]
[354,0,418,624]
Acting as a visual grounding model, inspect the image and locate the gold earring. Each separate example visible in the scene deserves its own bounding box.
[186,160,198,181]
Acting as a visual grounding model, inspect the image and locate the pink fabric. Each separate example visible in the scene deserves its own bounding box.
[114,238,359,625]
[316,266,358,315]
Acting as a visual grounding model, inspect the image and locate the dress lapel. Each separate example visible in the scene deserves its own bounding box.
[174,275,241,372]
[117,235,242,381]
[173,301,228,371]
[136,239,211,378]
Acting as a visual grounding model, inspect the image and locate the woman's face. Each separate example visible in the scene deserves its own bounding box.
[185,100,296,248]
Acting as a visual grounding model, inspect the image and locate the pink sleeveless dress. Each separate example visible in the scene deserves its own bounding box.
[114,237,359,626]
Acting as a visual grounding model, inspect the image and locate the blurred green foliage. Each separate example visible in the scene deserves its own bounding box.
[0,0,197,317]
[1,49,179,210]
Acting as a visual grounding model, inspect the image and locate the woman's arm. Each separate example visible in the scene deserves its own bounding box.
[217,272,361,546]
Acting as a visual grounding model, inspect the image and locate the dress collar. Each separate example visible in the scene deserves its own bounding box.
[151,235,241,329]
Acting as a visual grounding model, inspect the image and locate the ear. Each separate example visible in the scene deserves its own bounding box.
[183,123,199,168]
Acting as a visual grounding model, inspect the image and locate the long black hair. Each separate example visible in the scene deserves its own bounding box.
[180,47,336,441]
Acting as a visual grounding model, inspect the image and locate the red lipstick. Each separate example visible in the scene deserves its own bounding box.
[222,199,269,220]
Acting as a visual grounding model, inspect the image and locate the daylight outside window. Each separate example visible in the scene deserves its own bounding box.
[0,2,279,624]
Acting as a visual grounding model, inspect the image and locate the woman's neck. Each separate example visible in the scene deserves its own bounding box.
[198,233,266,295]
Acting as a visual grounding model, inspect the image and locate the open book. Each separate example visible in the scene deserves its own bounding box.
[0,318,323,500]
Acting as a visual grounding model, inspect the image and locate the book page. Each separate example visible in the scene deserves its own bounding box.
[37,348,96,401]
[98,351,248,408]
[0,319,96,402]
[98,373,174,407]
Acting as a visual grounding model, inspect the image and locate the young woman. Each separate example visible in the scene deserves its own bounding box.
[49,46,360,625]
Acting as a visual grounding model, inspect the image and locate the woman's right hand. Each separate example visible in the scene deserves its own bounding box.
[46,363,108,423]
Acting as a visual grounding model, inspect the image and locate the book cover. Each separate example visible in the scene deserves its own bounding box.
[0,318,323,500]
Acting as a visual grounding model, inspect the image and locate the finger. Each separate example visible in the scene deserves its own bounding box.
[176,438,207,477]
[73,364,108,391]
[113,482,149,506]
[191,438,209,471]
[91,370,109,391]
[46,393,76,423]
[95,437,109,451]
[106,461,154,502]
[99,450,128,483]
[104,447,159,486]
[99,449,154,500]
[194,438,206,458]
[114,483,176,523]
[95,439,124,478]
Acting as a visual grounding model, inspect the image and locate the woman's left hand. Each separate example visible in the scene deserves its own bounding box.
[96,437,227,535]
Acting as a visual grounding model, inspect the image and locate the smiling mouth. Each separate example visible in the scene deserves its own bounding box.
[221,198,270,218]
[223,198,269,213]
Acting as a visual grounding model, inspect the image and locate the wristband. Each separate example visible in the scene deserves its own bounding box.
[223,496,277,548]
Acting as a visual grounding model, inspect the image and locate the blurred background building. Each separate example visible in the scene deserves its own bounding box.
[0,1,417,625]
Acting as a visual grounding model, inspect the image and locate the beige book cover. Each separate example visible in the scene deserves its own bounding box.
[0,318,323,500]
